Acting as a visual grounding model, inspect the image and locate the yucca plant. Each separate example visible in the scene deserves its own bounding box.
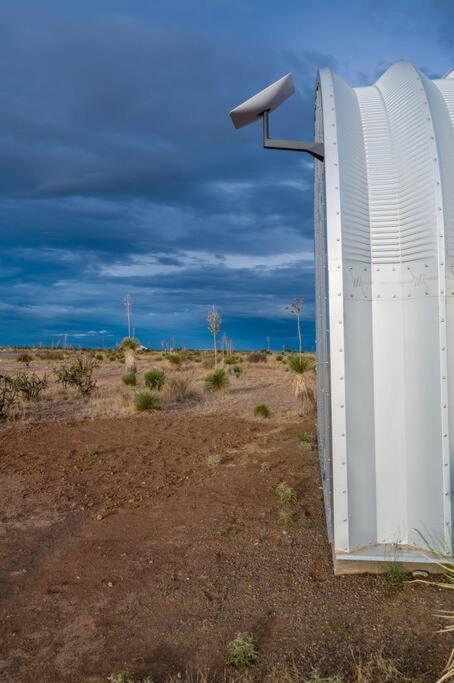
[134,389,160,412]
[254,404,270,418]
[167,353,182,368]
[205,368,229,392]
[287,354,315,374]
[287,354,316,416]
[144,367,165,391]
[122,372,136,386]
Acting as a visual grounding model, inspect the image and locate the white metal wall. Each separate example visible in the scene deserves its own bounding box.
[315,61,454,569]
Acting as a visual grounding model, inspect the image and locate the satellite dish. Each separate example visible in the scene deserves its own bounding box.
[229,73,295,129]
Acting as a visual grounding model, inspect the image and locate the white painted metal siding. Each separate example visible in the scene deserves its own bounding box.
[315,61,454,569]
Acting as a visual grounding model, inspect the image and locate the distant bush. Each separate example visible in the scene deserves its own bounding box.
[95,353,104,361]
[119,337,140,351]
[167,378,195,402]
[247,352,267,363]
[144,367,165,391]
[122,372,136,386]
[54,354,98,396]
[229,364,242,377]
[13,372,48,401]
[202,357,215,369]
[0,375,18,419]
[254,404,270,418]
[287,354,315,374]
[205,368,229,392]
[134,389,160,412]
[224,355,236,365]
[16,353,33,367]
[37,349,65,361]
[167,353,182,367]
[275,354,283,361]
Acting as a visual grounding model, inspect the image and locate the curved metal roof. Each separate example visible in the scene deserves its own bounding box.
[314,62,454,567]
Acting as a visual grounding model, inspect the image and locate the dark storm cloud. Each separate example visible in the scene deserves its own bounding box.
[4,0,449,348]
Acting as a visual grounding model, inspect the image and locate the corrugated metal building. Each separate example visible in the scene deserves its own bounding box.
[315,61,454,571]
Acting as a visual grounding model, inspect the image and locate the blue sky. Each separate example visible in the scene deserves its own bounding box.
[1,0,454,350]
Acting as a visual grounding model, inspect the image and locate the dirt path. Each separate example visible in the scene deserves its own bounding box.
[0,413,452,682]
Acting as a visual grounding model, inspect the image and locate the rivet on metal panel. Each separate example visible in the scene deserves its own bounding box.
[441,291,445,295]
[342,461,346,465]
[342,490,346,494]
[343,519,347,523]
[425,264,429,268]
[394,295,397,298]
[425,292,429,296]
[339,349,343,352]
[441,319,445,323]
[340,376,344,380]
[377,294,381,299]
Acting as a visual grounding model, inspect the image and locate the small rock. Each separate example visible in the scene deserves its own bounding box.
[96,513,103,521]
[412,570,429,578]
[107,581,113,588]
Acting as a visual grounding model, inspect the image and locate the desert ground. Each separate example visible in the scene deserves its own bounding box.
[0,349,453,682]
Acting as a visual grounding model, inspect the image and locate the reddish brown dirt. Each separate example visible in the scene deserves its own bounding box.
[0,413,452,682]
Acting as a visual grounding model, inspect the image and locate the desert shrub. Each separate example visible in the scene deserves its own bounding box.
[226,632,257,667]
[119,337,140,351]
[122,372,136,386]
[167,378,195,402]
[278,510,294,525]
[276,481,297,504]
[275,354,283,361]
[13,372,48,401]
[202,357,215,369]
[16,353,33,367]
[167,353,182,367]
[287,354,316,374]
[254,403,270,418]
[37,349,65,361]
[54,354,98,396]
[229,364,242,377]
[86,444,100,456]
[134,389,160,412]
[224,355,236,365]
[205,368,229,392]
[95,353,104,361]
[207,453,221,466]
[144,367,165,391]
[0,375,19,419]
[247,351,267,363]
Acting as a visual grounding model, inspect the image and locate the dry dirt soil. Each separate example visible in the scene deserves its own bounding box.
[0,353,453,682]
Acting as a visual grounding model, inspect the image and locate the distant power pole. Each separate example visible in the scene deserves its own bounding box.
[123,294,132,338]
